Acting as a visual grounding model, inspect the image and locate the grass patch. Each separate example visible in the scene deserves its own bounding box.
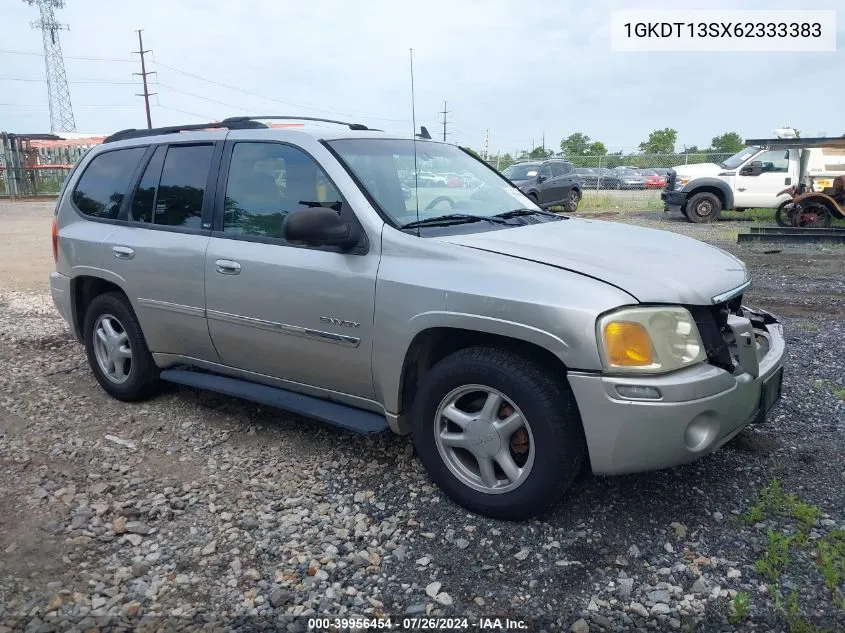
[728,591,749,625]
[832,387,845,399]
[798,322,821,332]
[744,480,844,630]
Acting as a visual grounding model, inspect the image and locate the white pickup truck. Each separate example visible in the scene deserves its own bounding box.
[662,144,845,222]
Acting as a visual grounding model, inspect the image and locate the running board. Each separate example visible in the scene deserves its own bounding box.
[159,369,389,434]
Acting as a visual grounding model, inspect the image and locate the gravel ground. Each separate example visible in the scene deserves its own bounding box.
[1,205,844,632]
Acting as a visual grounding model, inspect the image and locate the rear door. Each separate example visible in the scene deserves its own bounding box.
[551,161,576,202]
[103,139,221,361]
[203,137,378,400]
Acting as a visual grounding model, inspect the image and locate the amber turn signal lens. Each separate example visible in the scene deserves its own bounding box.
[51,217,59,263]
[604,321,654,366]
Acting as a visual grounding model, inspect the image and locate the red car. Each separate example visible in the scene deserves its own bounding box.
[639,170,667,189]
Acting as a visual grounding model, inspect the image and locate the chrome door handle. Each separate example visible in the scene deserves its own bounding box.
[112,246,134,260]
[215,259,241,275]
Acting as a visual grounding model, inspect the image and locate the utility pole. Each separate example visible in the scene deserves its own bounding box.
[542,131,545,153]
[484,129,489,161]
[25,0,76,133]
[133,29,156,129]
[440,100,450,142]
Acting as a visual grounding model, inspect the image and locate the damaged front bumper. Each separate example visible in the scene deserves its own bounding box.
[568,305,786,476]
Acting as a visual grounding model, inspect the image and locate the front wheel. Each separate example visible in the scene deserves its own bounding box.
[775,201,794,227]
[793,202,832,228]
[411,346,585,520]
[685,191,722,223]
[565,189,580,213]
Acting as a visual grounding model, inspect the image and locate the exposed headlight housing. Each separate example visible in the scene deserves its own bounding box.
[676,177,690,190]
[597,306,707,374]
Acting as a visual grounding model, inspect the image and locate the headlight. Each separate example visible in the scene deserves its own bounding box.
[597,306,706,374]
[676,177,690,190]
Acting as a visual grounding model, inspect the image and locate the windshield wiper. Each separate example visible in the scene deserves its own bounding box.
[400,213,512,229]
[494,208,563,220]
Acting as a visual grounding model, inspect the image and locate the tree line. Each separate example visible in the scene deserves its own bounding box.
[469,128,802,171]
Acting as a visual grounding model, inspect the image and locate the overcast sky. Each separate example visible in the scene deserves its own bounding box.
[2,0,843,153]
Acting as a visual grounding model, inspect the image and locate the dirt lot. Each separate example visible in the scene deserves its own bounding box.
[1,200,844,632]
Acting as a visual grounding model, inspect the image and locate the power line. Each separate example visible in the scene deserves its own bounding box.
[0,103,140,107]
[0,48,136,63]
[132,29,156,129]
[151,58,407,122]
[156,83,254,114]
[0,75,139,84]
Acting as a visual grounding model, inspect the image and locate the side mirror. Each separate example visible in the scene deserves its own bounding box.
[283,207,360,250]
[740,161,763,176]
[536,174,546,183]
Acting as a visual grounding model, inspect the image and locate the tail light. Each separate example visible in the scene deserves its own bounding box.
[51,217,59,263]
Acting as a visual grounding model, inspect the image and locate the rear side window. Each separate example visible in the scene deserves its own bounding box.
[154,144,214,228]
[551,162,572,176]
[130,145,166,223]
[72,147,146,219]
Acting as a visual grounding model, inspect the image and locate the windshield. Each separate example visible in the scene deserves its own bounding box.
[721,146,760,169]
[501,163,540,180]
[329,139,547,229]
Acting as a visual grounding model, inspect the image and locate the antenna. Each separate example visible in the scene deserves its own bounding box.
[410,48,420,233]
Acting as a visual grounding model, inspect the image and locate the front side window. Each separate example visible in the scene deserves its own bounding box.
[329,139,556,233]
[755,150,790,173]
[223,142,343,240]
[538,164,553,180]
[72,147,146,219]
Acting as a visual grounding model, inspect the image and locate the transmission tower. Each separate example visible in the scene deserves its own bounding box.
[25,0,76,133]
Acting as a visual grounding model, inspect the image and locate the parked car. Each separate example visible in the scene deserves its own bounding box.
[599,168,647,190]
[502,159,582,212]
[574,167,599,188]
[638,169,667,189]
[50,116,785,520]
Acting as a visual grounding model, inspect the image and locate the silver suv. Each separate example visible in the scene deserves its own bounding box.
[50,116,786,520]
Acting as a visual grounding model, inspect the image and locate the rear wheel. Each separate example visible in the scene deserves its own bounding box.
[411,346,585,520]
[793,202,832,228]
[685,192,722,223]
[84,292,160,401]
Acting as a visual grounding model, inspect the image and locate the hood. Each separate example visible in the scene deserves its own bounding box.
[436,218,749,305]
[671,162,722,177]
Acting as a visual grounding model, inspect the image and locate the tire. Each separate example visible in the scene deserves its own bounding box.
[679,205,689,218]
[528,192,540,206]
[615,180,622,190]
[775,201,793,227]
[685,191,722,223]
[83,292,160,401]
[411,345,585,520]
[793,202,832,229]
[565,189,580,213]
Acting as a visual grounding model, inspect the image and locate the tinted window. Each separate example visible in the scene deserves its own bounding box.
[72,147,145,219]
[551,162,572,177]
[223,142,343,240]
[130,146,166,223]
[154,144,213,228]
[538,163,553,180]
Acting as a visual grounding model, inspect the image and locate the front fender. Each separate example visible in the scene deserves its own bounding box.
[373,311,575,416]
[683,178,735,210]
[793,192,845,219]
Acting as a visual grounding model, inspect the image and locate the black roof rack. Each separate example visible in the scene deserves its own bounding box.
[221,116,378,131]
[103,119,267,144]
[102,115,380,144]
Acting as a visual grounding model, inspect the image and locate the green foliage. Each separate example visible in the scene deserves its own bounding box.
[528,146,554,159]
[587,141,607,156]
[710,132,745,154]
[729,592,749,625]
[755,529,793,581]
[559,133,591,156]
[638,127,678,154]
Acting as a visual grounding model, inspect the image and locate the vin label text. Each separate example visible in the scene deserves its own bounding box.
[610,10,836,52]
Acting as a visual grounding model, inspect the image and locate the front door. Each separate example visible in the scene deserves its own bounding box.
[203,139,378,399]
[734,149,793,208]
[536,162,554,205]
